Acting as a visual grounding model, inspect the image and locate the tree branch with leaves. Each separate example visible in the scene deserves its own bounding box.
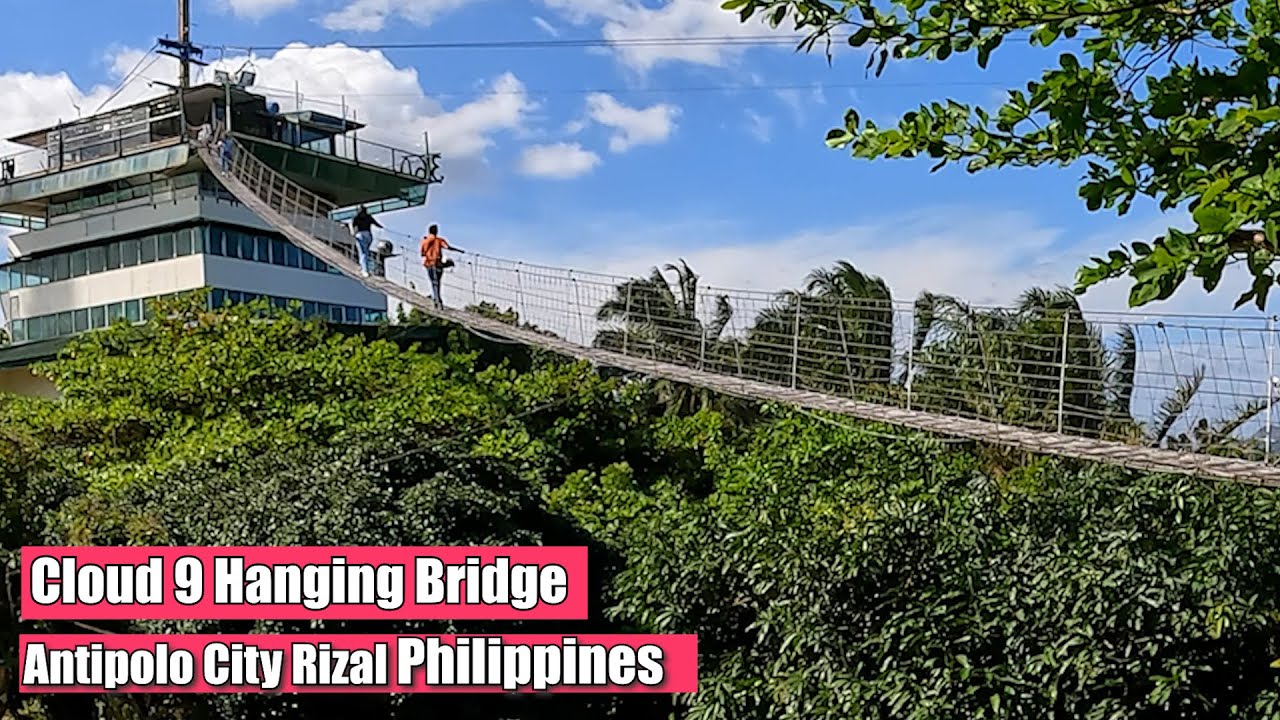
[724,0,1280,309]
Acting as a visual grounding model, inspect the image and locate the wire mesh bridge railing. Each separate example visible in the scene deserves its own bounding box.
[201,138,1280,486]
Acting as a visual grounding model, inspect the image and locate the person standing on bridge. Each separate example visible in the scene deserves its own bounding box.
[420,224,464,309]
[351,206,381,277]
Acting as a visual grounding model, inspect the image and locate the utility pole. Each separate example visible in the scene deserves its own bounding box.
[158,0,205,91]
[178,0,190,89]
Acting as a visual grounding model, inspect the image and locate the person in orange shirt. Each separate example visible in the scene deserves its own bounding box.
[419,224,464,308]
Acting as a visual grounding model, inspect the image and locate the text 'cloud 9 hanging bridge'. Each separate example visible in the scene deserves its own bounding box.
[199,139,1280,487]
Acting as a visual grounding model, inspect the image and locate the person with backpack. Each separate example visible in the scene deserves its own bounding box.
[419,224,464,309]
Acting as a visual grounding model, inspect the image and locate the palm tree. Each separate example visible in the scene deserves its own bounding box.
[595,262,720,361]
[740,261,897,396]
[908,287,1113,435]
[593,260,740,415]
[907,286,1267,455]
[803,262,895,387]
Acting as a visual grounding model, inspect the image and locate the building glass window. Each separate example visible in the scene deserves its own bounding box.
[329,305,343,324]
[285,243,301,268]
[70,250,88,278]
[256,236,272,264]
[124,299,142,323]
[52,254,71,282]
[120,239,140,267]
[107,302,125,323]
[26,258,46,287]
[176,228,194,256]
[57,312,73,336]
[10,320,24,343]
[106,242,122,270]
[344,306,360,324]
[139,235,157,264]
[157,232,175,260]
[301,251,316,271]
[240,233,256,261]
[87,246,106,274]
[91,306,106,328]
[74,309,90,332]
[204,229,223,256]
[271,238,287,266]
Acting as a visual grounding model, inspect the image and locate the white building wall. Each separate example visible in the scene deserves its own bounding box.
[202,255,386,308]
[4,255,207,319]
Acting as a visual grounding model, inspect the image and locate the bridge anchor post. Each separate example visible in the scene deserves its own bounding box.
[1056,308,1071,434]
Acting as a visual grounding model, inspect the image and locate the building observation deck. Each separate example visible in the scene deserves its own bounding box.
[0,76,443,355]
[0,81,442,233]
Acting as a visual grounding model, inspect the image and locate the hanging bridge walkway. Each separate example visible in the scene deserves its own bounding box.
[199,141,1280,487]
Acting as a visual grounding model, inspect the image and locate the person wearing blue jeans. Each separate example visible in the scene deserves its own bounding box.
[427,266,445,307]
[350,206,381,276]
[219,136,234,171]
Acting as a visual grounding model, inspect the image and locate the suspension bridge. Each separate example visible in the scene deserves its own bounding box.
[200,140,1280,487]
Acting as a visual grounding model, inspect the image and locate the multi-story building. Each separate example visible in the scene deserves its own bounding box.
[0,79,440,396]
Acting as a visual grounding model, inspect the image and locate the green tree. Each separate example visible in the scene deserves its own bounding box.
[740,262,895,396]
[552,406,1280,719]
[802,261,895,386]
[910,287,1114,435]
[0,293,673,720]
[594,261,740,414]
[909,287,1265,454]
[723,0,1280,309]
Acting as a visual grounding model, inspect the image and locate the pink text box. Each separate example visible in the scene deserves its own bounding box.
[21,546,588,621]
[19,633,698,693]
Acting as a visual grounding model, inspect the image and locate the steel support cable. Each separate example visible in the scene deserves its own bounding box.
[198,139,1280,485]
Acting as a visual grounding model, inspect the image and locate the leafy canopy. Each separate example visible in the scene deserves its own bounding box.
[724,0,1280,309]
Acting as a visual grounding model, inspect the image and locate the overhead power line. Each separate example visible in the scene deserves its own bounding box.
[210,29,1062,55]
[248,78,1017,103]
[93,44,161,114]
[214,34,820,52]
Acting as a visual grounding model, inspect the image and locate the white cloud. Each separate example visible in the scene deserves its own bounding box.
[188,45,533,170]
[744,109,772,142]
[518,143,600,179]
[585,93,679,152]
[775,84,827,125]
[225,0,299,20]
[0,43,535,206]
[541,0,784,72]
[532,15,560,36]
[321,0,481,32]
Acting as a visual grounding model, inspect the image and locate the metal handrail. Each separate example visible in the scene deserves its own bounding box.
[0,110,186,182]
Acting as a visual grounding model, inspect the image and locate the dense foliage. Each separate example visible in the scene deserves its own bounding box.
[6,294,1280,718]
[724,0,1280,310]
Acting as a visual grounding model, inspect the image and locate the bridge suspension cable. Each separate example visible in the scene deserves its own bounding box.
[198,138,1280,487]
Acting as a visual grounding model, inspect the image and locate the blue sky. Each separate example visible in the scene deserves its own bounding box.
[0,0,1261,315]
